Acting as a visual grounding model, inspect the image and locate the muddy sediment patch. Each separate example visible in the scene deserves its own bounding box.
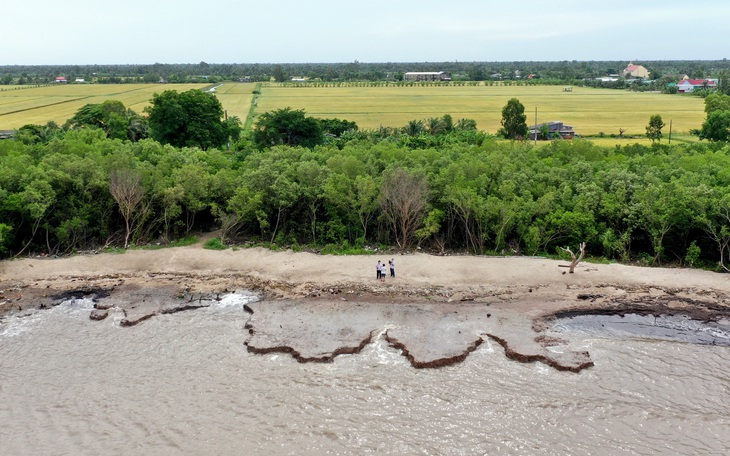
[553,313,730,346]
[545,295,730,346]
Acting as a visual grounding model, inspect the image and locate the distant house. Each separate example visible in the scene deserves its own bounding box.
[622,63,650,79]
[677,79,718,93]
[55,76,67,83]
[403,71,451,82]
[529,121,575,140]
[74,78,85,83]
[291,77,306,82]
[0,130,16,140]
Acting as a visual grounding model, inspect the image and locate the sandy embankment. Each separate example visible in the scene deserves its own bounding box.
[2,239,730,372]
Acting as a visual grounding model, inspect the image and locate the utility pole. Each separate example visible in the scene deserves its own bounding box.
[534,106,538,146]
[668,119,672,145]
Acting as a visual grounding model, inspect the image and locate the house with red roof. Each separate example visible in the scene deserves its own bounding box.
[677,79,717,93]
[55,76,67,83]
[621,63,650,79]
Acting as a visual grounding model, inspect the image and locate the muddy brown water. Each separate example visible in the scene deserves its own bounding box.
[1,294,729,455]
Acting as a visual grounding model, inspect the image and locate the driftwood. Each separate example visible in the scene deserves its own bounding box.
[559,242,586,273]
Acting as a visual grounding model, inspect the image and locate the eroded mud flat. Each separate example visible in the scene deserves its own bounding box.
[1,285,594,372]
[7,277,730,373]
[243,300,593,372]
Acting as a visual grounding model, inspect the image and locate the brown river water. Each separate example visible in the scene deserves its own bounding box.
[1,294,729,455]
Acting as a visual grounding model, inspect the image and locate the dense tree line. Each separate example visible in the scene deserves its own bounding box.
[3,122,730,271]
[3,60,730,86]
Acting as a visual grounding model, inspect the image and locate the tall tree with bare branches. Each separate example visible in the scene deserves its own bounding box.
[109,169,145,248]
[379,168,429,249]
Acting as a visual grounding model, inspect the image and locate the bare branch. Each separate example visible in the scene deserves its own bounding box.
[109,169,145,248]
[559,242,586,273]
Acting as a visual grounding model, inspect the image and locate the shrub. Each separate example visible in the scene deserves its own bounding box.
[203,237,227,250]
[685,241,701,267]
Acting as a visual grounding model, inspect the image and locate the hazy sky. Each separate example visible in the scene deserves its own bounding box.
[3,0,729,65]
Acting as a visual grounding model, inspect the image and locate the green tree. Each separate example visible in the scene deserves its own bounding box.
[699,110,730,142]
[15,122,64,145]
[645,114,665,143]
[67,100,147,141]
[539,124,550,140]
[67,103,106,129]
[426,117,446,135]
[146,89,237,150]
[499,98,528,140]
[173,163,212,233]
[704,93,730,114]
[252,108,323,149]
[455,118,477,131]
[0,223,12,255]
[318,118,358,137]
[403,119,425,136]
[441,114,454,133]
[717,70,730,95]
[272,65,286,83]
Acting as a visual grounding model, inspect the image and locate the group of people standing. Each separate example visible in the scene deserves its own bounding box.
[376,259,395,281]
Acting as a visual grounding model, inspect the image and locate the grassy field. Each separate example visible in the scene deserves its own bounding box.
[254,84,706,136]
[0,82,706,139]
[207,83,257,124]
[577,133,699,147]
[0,83,255,129]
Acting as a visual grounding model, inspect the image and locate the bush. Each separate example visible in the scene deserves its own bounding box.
[320,243,371,255]
[203,237,227,250]
[685,241,701,267]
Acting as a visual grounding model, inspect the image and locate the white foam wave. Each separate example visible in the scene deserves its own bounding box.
[210,291,259,310]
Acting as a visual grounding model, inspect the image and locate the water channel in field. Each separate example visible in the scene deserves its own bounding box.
[1,294,729,455]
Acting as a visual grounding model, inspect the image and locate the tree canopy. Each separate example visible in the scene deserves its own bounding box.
[252,108,323,149]
[145,89,239,150]
[65,100,148,141]
[4,124,730,272]
[646,114,665,143]
[699,94,730,142]
[499,98,528,140]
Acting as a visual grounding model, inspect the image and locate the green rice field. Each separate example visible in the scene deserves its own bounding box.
[0,83,256,129]
[255,84,706,136]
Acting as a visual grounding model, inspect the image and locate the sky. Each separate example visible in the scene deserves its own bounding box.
[3,0,729,65]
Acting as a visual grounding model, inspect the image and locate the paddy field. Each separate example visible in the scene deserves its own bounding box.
[0,82,706,143]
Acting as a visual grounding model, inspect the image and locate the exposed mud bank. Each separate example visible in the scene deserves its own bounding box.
[547,294,730,323]
[384,332,484,369]
[538,292,730,349]
[245,331,375,363]
[486,334,594,373]
[242,300,597,372]
[5,247,730,373]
